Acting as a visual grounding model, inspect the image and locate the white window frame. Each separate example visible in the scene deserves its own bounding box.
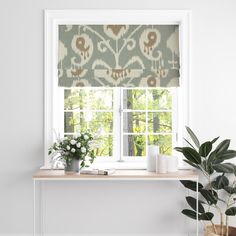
[44,9,191,168]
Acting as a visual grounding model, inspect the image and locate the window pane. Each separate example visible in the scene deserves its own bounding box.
[148,89,172,110]
[148,112,172,133]
[64,112,113,134]
[123,135,146,157]
[123,112,146,133]
[64,111,84,133]
[89,89,113,110]
[64,89,86,110]
[64,89,113,110]
[89,112,113,133]
[123,89,146,110]
[95,135,113,157]
[148,135,172,155]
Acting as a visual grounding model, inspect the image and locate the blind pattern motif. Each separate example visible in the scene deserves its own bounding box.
[58,25,180,87]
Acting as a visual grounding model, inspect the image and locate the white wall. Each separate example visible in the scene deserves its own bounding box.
[0,0,236,235]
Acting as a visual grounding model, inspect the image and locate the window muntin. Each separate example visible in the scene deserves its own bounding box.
[58,87,177,162]
[122,88,174,160]
[63,88,114,157]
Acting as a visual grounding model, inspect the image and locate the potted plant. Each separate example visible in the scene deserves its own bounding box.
[48,132,97,174]
[175,127,236,236]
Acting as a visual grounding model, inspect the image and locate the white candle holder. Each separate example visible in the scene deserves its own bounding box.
[167,156,178,173]
[156,155,167,174]
[156,155,179,174]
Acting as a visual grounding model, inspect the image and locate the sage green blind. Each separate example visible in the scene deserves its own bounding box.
[58,25,180,87]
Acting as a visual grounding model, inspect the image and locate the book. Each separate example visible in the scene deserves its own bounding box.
[80,168,116,176]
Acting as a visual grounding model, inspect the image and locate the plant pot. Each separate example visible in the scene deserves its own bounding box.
[204,225,236,236]
[64,159,80,174]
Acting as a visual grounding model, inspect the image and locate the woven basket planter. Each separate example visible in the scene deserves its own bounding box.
[204,225,236,236]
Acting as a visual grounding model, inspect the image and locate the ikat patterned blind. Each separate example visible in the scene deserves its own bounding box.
[58,25,180,87]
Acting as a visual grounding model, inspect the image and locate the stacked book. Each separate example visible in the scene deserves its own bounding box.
[80,168,116,176]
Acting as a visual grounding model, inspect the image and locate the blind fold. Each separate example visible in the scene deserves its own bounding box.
[58,25,180,87]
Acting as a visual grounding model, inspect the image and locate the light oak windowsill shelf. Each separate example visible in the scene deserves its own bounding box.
[33,169,198,181]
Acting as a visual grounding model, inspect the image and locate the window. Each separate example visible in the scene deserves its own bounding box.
[54,87,178,164]
[44,10,190,167]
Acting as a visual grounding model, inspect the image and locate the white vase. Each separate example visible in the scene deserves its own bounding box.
[147,145,159,172]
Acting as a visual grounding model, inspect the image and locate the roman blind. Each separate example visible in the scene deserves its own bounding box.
[58,25,180,87]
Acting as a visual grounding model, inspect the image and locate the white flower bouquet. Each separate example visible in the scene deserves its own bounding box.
[48,132,97,169]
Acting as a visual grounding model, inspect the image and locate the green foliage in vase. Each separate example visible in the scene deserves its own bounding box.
[176,127,236,235]
[48,132,97,168]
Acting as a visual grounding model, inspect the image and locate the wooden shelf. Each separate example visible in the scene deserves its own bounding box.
[33,169,198,181]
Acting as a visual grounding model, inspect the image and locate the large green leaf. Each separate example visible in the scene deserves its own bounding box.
[200,189,217,205]
[180,180,203,192]
[215,139,230,154]
[182,209,198,220]
[182,209,213,221]
[225,207,236,216]
[186,126,200,148]
[199,212,214,221]
[184,160,200,169]
[207,151,217,165]
[212,163,235,173]
[211,137,220,144]
[184,138,196,150]
[212,175,229,190]
[213,156,225,164]
[186,196,205,213]
[174,147,184,153]
[216,150,236,162]
[202,160,214,175]
[224,186,236,194]
[227,163,236,174]
[183,147,201,164]
[199,142,212,157]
